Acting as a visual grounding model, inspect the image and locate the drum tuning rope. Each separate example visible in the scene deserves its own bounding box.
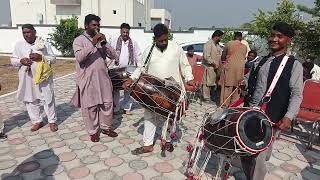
[197,151,212,178]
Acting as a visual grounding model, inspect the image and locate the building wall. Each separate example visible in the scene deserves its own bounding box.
[133,0,145,27]
[9,0,155,28]
[150,9,171,28]
[10,0,57,25]
[98,0,129,27]
[0,25,232,55]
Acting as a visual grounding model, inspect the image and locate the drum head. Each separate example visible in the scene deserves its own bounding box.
[126,66,137,74]
[237,110,273,152]
[207,108,228,125]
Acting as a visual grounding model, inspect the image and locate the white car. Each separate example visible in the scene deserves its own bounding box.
[180,41,224,56]
[180,41,206,56]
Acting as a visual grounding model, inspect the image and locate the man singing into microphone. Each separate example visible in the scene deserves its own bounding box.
[71,14,119,142]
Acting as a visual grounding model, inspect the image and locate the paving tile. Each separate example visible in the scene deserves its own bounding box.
[94,169,121,180]
[129,159,148,170]
[73,148,94,158]
[122,172,144,180]
[68,166,90,179]
[48,141,66,149]
[0,159,17,170]
[61,159,82,171]
[90,144,108,152]
[59,152,77,162]
[28,139,46,147]
[154,162,174,173]
[138,168,160,180]
[8,137,27,145]
[280,162,302,173]
[69,142,87,150]
[80,155,100,164]
[0,146,12,156]
[110,163,134,176]
[41,164,65,176]
[1,74,320,180]
[85,161,108,174]
[104,156,124,167]
[16,161,40,173]
[112,146,130,155]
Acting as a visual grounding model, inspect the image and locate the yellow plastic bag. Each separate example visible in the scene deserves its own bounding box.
[34,56,53,85]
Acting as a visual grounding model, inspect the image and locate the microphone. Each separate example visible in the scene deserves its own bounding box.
[94,30,107,46]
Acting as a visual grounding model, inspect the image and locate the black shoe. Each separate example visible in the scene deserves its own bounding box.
[165,142,174,152]
[0,132,7,139]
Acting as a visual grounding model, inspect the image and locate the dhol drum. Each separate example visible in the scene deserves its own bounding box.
[203,107,274,156]
[109,66,136,90]
[130,73,185,119]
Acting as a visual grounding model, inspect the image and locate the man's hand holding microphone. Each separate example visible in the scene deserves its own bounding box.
[92,30,107,46]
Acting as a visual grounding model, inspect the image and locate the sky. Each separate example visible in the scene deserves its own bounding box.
[154,0,315,29]
[0,0,315,28]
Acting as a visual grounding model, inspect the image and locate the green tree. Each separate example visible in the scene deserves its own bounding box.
[221,28,234,44]
[295,1,320,62]
[297,0,320,18]
[240,23,252,29]
[49,16,84,57]
[250,0,305,39]
[295,22,320,60]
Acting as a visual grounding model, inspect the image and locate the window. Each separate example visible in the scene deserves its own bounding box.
[193,43,204,52]
[56,5,81,15]
[113,10,116,14]
[182,43,204,53]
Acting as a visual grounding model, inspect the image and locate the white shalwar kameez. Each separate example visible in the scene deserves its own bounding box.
[130,41,193,146]
[11,38,57,124]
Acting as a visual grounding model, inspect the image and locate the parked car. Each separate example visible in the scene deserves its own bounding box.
[180,41,224,56]
[180,41,206,56]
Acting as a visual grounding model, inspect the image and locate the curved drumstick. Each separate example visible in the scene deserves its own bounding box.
[219,87,239,108]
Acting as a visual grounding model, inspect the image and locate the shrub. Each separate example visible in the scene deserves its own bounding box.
[49,16,84,57]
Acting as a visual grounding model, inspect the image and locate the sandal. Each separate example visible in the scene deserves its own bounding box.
[90,132,100,142]
[165,142,174,152]
[131,147,153,155]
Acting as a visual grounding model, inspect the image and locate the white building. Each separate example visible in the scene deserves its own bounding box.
[150,9,171,29]
[9,0,171,29]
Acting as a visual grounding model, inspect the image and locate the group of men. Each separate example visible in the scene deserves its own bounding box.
[1,12,305,180]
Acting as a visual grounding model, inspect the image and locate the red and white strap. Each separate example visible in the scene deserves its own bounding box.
[265,55,289,97]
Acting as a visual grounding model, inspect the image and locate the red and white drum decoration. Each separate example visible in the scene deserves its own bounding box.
[186,107,275,179]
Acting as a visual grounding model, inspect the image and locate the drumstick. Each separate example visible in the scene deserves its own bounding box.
[219,87,239,108]
[106,59,116,68]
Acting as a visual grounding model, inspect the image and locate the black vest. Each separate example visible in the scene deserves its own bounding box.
[247,54,296,123]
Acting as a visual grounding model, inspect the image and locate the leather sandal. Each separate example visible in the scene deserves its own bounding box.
[131,147,153,155]
[101,129,118,137]
[90,132,100,142]
[31,122,43,132]
[49,123,58,132]
[165,142,174,152]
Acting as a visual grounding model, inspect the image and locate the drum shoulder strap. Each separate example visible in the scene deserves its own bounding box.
[142,43,156,72]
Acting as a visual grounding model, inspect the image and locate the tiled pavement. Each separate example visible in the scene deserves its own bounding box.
[0,74,319,180]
